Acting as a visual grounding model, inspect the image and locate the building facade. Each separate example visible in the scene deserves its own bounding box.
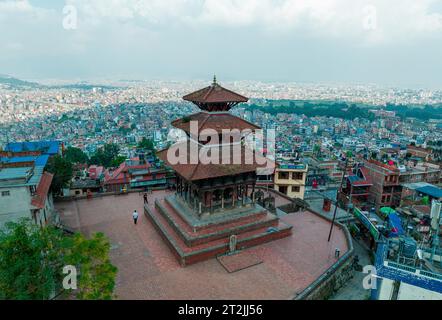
[362,160,402,210]
[0,163,55,229]
[274,163,308,200]
[0,142,60,228]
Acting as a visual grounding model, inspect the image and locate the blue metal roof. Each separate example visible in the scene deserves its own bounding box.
[388,213,404,237]
[5,141,61,155]
[416,185,442,198]
[0,154,49,167]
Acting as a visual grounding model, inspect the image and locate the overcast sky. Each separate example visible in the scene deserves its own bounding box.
[1,0,442,88]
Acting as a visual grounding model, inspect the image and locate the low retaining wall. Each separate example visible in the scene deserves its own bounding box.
[293,213,355,300]
[54,186,169,202]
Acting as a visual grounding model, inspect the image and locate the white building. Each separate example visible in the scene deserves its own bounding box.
[0,165,55,229]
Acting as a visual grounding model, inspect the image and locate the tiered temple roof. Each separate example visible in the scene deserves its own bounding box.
[183,76,248,111]
[171,112,260,135]
[157,140,273,181]
[151,78,287,266]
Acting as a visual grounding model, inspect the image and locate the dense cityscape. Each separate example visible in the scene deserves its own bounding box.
[2,78,442,157]
[1,75,442,301]
[1,0,442,306]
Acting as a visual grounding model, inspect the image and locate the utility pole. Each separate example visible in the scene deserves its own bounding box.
[328,158,349,242]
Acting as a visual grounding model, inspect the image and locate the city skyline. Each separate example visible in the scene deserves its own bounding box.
[1,0,442,89]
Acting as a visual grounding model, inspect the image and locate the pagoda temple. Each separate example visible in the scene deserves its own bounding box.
[147,77,292,266]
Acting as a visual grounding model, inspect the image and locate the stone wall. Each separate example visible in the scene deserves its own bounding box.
[295,254,355,300]
[294,210,355,300]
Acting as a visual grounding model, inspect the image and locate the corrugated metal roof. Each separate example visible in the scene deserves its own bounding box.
[0,166,33,181]
[0,166,44,188]
[4,141,61,155]
[416,185,442,198]
[0,154,49,167]
[31,172,53,209]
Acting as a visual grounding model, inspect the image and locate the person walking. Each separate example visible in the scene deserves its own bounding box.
[143,193,148,204]
[132,210,139,225]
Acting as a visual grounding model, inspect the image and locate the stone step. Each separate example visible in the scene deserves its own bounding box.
[165,195,268,232]
[156,199,279,247]
[145,205,293,266]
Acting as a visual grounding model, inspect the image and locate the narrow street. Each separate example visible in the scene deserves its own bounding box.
[330,237,373,300]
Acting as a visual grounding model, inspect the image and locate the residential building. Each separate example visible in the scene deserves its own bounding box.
[399,161,441,185]
[0,161,55,229]
[363,159,402,210]
[340,166,373,210]
[407,145,433,161]
[104,158,170,192]
[274,162,308,199]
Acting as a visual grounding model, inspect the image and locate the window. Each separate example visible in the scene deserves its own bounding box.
[278,172,289,180]
[291,186,300,193]
[279,186,288,195]
[1,191,10,197]
[292,172,304,180]
[382,195,391,203]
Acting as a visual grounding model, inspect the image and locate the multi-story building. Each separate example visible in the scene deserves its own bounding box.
[340,166,373,210]
[407,145,433,160]
[274,162,308,199]
[0,142,60,228]
[399,161,441,185]
[362,160,402,210]
[0,161,55,229]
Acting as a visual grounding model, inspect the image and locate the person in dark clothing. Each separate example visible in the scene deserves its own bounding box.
[143,193,148,204]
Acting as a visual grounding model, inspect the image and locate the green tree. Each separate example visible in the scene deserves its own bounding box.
[313,144,321,157]
[0,219,117,300]
[138,137,155,151]
[64,147,89,164]
[110,155,126,168]
[45,155,73,195]
[0,219,65,299]
[89,143,121,168]
[63,232,118,300]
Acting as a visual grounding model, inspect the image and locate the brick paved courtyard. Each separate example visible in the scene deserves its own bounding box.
[56,191,349,300]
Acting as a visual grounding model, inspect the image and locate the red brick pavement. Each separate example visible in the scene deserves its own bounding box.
[217,251,263,273]
[56,191,348,300]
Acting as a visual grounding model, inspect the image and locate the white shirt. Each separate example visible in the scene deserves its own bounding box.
[133,211,139,219]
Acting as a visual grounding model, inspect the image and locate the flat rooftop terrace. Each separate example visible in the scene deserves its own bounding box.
[56,190,349,300]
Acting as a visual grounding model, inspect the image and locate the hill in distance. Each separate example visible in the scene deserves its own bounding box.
[0,74,119,90]
[0,74,42,89]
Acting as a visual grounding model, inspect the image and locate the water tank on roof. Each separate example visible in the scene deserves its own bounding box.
[399,237,417,258]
